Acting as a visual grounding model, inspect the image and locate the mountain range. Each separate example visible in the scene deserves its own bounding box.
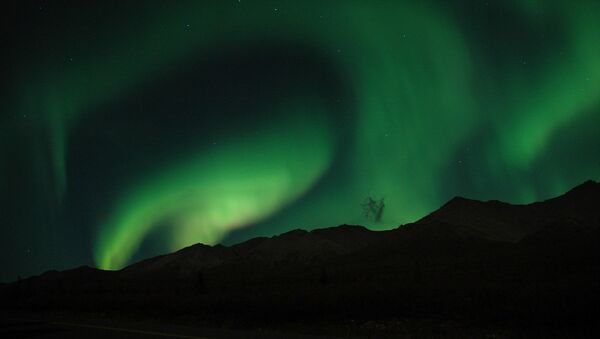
[2,180,598,336]
[114,180,599,279]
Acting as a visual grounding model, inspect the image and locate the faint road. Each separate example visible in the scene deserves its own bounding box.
[1,316,333,339]
[2,318,212,338]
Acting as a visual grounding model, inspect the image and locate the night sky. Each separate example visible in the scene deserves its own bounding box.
[1,0,599,281]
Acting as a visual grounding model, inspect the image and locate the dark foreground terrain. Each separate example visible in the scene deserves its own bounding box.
[0,315,331,338]
[2,181,599,338]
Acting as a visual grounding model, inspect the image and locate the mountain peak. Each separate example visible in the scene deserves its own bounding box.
[564,179,598,197]
[277,229,309,239]
[443,196,479,207]
[311,224,369,234]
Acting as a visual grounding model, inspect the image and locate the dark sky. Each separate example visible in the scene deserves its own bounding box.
[1,0,599,281]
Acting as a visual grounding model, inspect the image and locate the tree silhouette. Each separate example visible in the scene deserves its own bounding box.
[361,197,385,222]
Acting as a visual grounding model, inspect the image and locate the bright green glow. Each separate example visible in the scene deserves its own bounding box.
[97,106,333,269]
[347,2,476,223]
[7,1,600,270]
[495,2,600,169]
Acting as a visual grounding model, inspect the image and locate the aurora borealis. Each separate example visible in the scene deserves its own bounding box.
[1,1,599,280]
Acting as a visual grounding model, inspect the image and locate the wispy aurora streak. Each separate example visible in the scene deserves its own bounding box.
[3,1,599,271]
[97,109,334,269]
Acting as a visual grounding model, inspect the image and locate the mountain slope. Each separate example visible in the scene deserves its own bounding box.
[414,180,599,243]
[35,180,599,279]
[1,180,598,332]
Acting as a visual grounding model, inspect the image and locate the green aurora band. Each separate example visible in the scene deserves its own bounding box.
[3,1,600,271]
[97,106,334,269]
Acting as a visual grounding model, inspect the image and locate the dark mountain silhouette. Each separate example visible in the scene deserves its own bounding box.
[2,180,599,337]
[415,180,598,242]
